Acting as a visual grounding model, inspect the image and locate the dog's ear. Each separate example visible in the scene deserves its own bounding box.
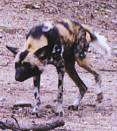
[6,45,18,56]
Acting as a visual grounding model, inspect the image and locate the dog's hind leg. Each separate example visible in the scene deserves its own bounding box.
[77,58,103,103]
[64,52,88,110]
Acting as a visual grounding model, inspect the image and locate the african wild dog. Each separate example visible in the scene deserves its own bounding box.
[6,18,111,116]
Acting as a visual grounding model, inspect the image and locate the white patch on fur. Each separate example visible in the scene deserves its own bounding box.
[34,87,39,97]
[33,87,41,113]
[52,45,57,53]
[33,105,40,113]
[58,73,63,81]
[42,21,54,32]
[52,44,64,57]
[61,45,64,57]
[73,94,82,106]
[93,32,111,57]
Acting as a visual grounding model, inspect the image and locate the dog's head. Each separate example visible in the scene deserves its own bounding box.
[6,21,62,82]
[6,23,54,81]
[6,45,43,81]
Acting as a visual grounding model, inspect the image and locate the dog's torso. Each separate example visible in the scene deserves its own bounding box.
[25,18,96,64]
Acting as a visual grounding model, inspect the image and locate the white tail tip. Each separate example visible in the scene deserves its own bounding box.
[94,32,111,57]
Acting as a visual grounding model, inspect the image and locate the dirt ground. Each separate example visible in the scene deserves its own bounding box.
[0,0,117,130]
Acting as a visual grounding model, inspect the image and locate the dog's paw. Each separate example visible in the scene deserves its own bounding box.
[32,106,40,116]
[55,104,64,117]
[55,110,64,117]
[68,96,81,111]
[68,105,78,111]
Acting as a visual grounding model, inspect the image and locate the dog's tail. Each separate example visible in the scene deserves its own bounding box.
[93,32,111,57]
[83,24,111,57]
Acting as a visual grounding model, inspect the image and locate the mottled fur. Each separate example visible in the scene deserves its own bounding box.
[7,18,111,116]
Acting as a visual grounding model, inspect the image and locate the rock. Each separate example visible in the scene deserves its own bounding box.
[0,97,6,102]
[112,19,117,24]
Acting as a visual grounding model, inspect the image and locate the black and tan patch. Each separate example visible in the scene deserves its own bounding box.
[26,35,48,54]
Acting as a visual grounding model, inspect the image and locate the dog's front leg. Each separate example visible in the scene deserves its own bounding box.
[32,73,41,114]
[54,58,65,117]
